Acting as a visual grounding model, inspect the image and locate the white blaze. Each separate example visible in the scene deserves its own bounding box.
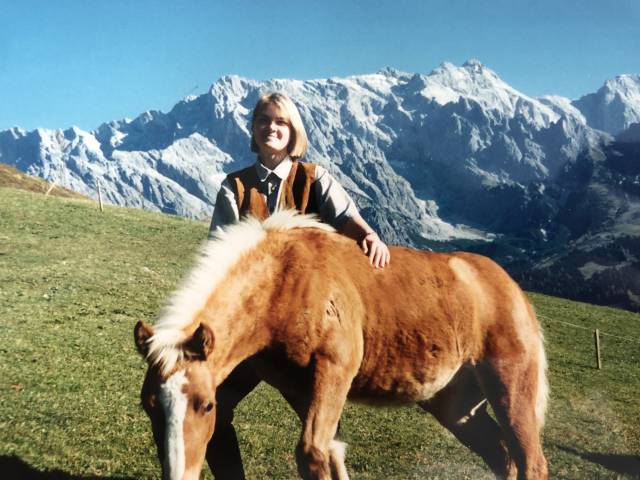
[159,370,189,480]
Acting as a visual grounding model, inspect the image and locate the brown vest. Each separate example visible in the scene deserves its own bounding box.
[228,161,319,220]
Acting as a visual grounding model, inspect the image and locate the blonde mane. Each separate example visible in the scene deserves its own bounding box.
[146,210,334,374]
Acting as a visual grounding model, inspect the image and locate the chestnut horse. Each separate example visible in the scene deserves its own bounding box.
[134,211,548,480]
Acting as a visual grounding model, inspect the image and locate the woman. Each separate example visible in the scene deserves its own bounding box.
[210,91,390,268]
[206,92,390,479]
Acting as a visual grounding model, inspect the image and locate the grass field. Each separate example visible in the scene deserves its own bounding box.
[1,186,639,479]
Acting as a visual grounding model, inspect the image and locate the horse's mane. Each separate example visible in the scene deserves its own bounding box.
[146,210,335,374]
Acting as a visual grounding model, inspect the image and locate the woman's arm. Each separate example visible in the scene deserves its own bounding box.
[313,166,390,268]
[339,215,390,269]
[208,179,239,238]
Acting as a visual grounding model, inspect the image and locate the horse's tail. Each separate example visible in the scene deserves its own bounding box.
[524,294,549,430]
[534,329,549,430]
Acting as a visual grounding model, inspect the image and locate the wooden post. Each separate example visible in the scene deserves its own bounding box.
[594,329,602,369]
[45,181,57,196]
[97,180,104,213]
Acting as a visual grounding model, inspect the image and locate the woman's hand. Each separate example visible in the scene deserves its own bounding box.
[339,216,391,268]
[360,231,391,268]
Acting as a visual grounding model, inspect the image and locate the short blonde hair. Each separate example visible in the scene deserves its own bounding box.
[250,92,308,159]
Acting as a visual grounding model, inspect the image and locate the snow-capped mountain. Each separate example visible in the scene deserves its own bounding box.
[573,74,640,135]
[1,60,639,311]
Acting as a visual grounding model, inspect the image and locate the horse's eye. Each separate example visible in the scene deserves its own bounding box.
[193,398,215,414]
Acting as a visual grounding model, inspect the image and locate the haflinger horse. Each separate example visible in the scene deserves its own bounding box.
[134,210,548,480]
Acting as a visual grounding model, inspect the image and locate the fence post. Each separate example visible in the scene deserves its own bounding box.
[45,181,57,196]
[594,329,602,369]
[97,179,104,213]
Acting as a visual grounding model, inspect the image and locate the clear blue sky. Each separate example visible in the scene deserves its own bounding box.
[1,0,639,132]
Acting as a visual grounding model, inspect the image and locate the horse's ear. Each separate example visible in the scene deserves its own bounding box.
[134,321,155,358]
[184,323,215,360]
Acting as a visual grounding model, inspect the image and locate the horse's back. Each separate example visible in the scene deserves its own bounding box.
[344,246,540,402]
[268,229,541,403]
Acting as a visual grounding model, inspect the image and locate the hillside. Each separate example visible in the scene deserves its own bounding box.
[0,162,87,199]
[0,187,638,479]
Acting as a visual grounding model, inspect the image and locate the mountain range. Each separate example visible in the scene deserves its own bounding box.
[1,60,639,311]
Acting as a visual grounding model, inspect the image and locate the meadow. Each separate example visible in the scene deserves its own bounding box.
[1,186,639,479]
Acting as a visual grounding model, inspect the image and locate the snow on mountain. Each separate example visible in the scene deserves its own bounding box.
[423,60,560,128]
[573,74,640,135]
[2,60,640,310]
[0,60,611,235]
[537,95,587,125]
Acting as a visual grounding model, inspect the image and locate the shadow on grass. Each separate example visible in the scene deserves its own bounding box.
[0,455,136,480]
[557,445,640,477]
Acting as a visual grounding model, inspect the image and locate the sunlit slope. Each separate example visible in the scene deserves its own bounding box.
[0,162,87,199]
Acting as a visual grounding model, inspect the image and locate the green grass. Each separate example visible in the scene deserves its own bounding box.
[1,187,639,479]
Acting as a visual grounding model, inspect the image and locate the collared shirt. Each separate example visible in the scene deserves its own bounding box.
[209,158,358,235]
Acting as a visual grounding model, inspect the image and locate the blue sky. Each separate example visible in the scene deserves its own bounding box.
[1,0,639,131]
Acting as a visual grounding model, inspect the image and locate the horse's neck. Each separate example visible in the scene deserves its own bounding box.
[205,255,278,387]
[210,316,267,385]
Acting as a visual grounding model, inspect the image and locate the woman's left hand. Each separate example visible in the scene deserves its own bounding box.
[360,232,391,268]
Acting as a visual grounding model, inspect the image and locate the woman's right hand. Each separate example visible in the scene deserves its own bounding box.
[360,231,391,269]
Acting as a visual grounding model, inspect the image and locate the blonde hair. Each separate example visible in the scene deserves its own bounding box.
[250,92,308,159]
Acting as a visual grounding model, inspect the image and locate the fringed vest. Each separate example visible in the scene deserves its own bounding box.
[228,160,319,220]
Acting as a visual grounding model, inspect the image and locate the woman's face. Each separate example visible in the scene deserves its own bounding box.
[252,103,291,158]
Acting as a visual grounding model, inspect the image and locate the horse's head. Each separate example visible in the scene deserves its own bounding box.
[134,320,217,480]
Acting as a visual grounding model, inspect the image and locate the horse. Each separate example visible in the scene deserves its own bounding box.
[134,210,549,480]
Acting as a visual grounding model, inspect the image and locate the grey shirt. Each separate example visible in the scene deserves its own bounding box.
[209,158,358,236]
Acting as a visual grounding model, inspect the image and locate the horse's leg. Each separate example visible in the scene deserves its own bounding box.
[294,356,354,480]
[419,365,516,479]
[476,349,548,480]
[257,353,351,480]
[328,439,349,480]
[205,359,261,480]
[276,387,349,480]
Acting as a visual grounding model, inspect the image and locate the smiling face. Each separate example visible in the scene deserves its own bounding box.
[252,102,292,160]
[141,362,217,480]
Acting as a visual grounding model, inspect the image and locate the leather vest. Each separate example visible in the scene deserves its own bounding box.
[228,160,319,220]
